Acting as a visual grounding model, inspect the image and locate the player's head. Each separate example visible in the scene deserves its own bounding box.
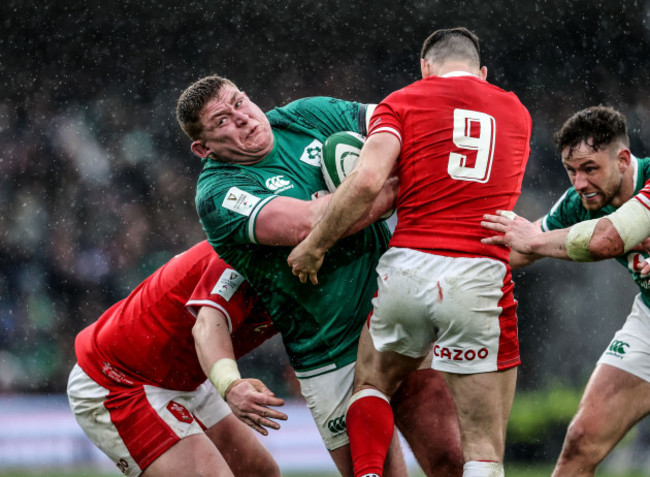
[176,75,273,164]
[419,27,485,79]
[555,106,632,210]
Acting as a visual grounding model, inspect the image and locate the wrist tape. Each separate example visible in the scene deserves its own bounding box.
[208,358,241,398]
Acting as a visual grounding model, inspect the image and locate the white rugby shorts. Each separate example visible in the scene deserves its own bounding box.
[295,362,355,450]
[67,364,231,476]
[598,294,650,382]
[370,247,520,374]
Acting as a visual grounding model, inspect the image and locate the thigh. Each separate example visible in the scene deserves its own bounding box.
[443,367,517,462]
[143,433,233,477]
[597,294,650,382]
[355,324,424,397]
[205,414,280,477]
[297,362,356,451]
[392,368,463,477]
[570,363,650,449]
[67,365,219,476]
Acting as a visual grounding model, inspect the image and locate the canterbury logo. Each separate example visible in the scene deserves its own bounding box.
[265,175,291,191]
[327,415,346,433]
[609,340,629,354]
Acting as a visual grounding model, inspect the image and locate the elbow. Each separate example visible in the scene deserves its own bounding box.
[589,231,624,260]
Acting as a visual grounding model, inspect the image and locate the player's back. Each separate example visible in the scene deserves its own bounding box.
[379,74,531,263]
[76,241,216,390]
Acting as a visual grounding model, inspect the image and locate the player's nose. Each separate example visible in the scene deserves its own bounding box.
[572,171,589,191]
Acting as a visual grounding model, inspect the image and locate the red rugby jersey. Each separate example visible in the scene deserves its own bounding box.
[369,72,532,263]
[75,241,275,391]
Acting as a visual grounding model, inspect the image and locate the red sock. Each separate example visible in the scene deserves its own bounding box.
[346,389,394,477]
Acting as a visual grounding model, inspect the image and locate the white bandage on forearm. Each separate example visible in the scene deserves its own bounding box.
[208,358,241,398]
[607,198,650,252]
[566,218,598,262]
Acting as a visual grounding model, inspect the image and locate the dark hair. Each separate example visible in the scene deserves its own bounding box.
[176,75,237,140]
[554,106,629,157]
[420,27,480,67]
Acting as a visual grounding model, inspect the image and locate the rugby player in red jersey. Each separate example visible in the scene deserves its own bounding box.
[67,241,284,477]
[290,27,532,477]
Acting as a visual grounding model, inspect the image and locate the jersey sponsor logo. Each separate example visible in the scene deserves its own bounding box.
[222,187,261,216]
[116,458,129,474]
[265,175,294,193]
[212,269,245,301]
[433,345,489,361]
[102,362,135,385]
[299,139,323,167]
[327,415,346,435]
[167,401,194,423]
[606,339,630,359]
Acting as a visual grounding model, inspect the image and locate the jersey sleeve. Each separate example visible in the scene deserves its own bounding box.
[367,94,403,144]
[267,97,366,136]
[196,165,279,245]
[185,256,255,334]
[541,188,585,231]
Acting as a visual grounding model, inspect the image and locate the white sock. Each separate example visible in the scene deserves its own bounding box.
[462,460,504,477]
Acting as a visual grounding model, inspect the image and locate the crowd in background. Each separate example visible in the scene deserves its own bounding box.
[3,0,650,396]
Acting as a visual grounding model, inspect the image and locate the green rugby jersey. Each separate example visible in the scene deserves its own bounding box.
[541,156,650,307]
[196,97,390,374]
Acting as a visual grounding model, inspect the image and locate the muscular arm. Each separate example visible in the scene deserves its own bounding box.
[482,199,650,262]
[254,172,398,247]
[192,307,287,434]
[287,132,400,284]
[192,306,236,372]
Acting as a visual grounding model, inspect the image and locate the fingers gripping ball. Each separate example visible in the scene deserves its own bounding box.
[321,131,366,192]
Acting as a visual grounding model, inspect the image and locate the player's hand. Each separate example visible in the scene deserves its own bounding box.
[224,378,287,436]
[287,240,325,285]
[640,259,650,278]
[480,210,537,255]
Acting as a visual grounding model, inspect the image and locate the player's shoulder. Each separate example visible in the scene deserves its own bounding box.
[267,97,357,126]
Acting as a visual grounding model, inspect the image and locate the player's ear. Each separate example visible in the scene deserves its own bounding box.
[479,66,488,80]
[616,148,632,172]
[191,141,210,159]
[420,58,431,78]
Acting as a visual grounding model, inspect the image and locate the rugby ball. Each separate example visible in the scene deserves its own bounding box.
[321,131,365,192]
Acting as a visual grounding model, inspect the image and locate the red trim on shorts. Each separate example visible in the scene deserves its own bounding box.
[366,291,379,328]
[496,268,520,370]
[104,386,180,472]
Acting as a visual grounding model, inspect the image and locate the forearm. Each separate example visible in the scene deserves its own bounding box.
[566,199,650,261]
[528,228,572,259]
[192,307,241,396]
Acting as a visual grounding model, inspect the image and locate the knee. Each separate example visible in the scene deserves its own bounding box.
[560,420,604,468]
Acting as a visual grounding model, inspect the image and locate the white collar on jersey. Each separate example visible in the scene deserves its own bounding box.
[441,70,479,78]
[631,153,639,191]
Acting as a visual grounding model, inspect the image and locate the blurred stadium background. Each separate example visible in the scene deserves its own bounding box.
[2,0,650,474]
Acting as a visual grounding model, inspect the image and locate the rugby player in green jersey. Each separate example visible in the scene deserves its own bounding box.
[482,106,650,477]
[176,76,463,477]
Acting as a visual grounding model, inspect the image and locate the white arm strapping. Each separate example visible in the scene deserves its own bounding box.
[208,358,241,398]
[566,199,650,262]
[607,198,650,252]
[566,219,598,262]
